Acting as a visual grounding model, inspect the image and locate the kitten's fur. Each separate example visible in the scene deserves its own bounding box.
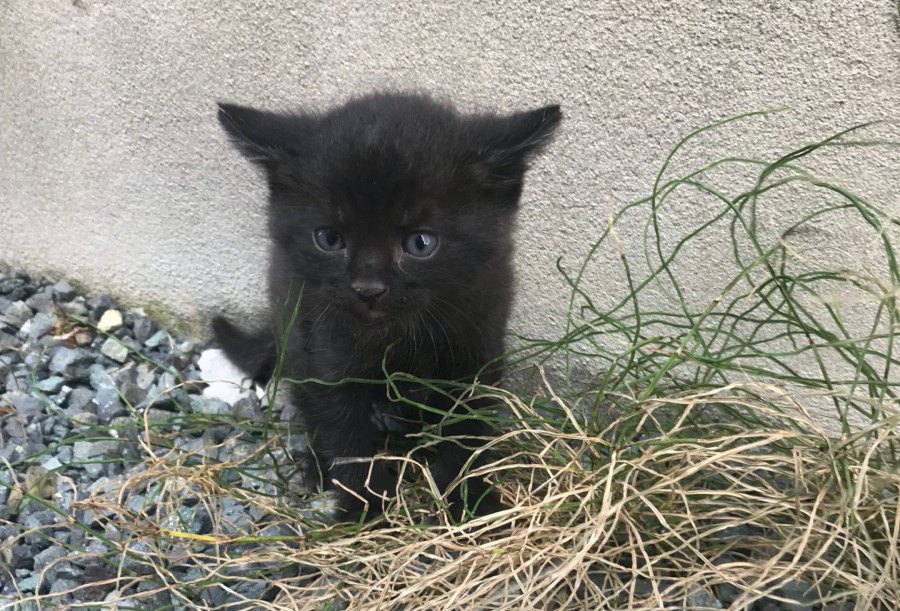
[214,92,560,521]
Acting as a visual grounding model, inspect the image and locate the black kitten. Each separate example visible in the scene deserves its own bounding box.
[214,92,560,521]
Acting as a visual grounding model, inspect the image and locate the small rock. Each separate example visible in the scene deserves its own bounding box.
[234,394,263,420]
[97,309,123,332]
[118,381,147,407]
[161,505,210,536]
[71,411,99,427]
[33,544,66,578]
[49,348,94,381]
[52,281,76,301]
[66,386,95,411]
[89,364,114,390]
[18,312,57,339]
[5,391,44,418]
[0,330,21,352]
[16,575,38,592]
[73,441,99,461]
[7,544,34,570]
[24,290,53,312]
[144,329,170,349]
[41,456,63,471]
[190,396,232,416]
[135,362,157,390]
[84,462,105,478]
[2,301,33,326]
[56,445,73,464]
[74,331,93,346]
[87,295,114,319]
[94,387,127,423]
[49,577,79,596]
[133,317,155,345]
[126,494,147,514]
[35,376,65,393]
[100,338,129,363]
[60,300,88,317]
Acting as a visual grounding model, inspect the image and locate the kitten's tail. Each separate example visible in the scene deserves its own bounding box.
[211,316,277,384]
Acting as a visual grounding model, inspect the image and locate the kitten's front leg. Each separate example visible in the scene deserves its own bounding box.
[298,385,395,521]
[426,396,503,521]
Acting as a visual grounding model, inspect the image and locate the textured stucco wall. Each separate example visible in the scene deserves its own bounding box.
[1,0,898,348]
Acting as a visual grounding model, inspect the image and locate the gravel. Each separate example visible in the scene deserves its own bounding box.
[0,268,307,608]
[0,267,836,609]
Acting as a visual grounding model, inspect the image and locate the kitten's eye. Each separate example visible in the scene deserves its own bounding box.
[403,232,439,258]
[313,228,345,252]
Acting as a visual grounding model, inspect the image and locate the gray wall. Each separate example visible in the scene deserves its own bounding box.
[2,0,898,347]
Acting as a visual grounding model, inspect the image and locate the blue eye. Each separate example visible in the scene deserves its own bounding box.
[403,232,439,257]
[313,228,345,251]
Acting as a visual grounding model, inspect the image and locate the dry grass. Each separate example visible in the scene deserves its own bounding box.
[10,380,899,610]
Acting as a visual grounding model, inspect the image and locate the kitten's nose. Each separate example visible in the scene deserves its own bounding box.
[351,281,388,304]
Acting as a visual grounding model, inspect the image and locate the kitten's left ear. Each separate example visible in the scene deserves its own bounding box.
[217,102,307,168]
[474,104,562,188]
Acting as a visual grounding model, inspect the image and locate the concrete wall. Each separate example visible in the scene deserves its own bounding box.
[2,0,898,348]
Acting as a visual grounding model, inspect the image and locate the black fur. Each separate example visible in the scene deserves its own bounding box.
[214,92,561,521]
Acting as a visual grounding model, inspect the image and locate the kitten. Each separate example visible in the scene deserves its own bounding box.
[213,92,561,521]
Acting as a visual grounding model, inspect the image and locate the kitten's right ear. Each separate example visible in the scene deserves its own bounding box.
[217,102,305,167]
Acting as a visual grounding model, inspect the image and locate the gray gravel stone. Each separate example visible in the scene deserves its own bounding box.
[94,386,127,423]
[133,316,155,344]
[70,411,99,427]
[49,577,79,597]
[87,295,114,319]
[16,575,38,592]
[33,545,66,579]
[190,395,232,415]
[35,376,65,393]
[56,445,73,464]
[84,462,105,478]
[5,391,44,418]
[0,332,19,351]
[119,381,147,407]
[73,441,100,461]
[59,299,88,317]
[66,386,95,411]
[2,301,33,326]
[135,362,157,389]
[41,456,63,471]
[88,364,114,390]
[100,337,129,363]
[25,289,54,312]
[144,329,170,348]
[18,312,57,339]
[52,281,76,300]
[49,348,94,381]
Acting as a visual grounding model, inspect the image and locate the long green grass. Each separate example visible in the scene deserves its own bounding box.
[2,112,898,609]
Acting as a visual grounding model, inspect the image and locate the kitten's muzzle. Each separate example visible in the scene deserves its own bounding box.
[351,280,389,304]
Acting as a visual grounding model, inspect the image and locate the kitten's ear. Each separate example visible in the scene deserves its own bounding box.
[474,104,562,188]
[217,102,306,167]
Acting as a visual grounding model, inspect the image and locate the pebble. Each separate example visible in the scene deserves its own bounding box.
[144,329,170,348]
[52,281,76,300]
[35,376,66,393]
[6,391,44,418]
[49,348,94,381]
[97,309,123,332]
[100,337,129,363]
[18,312,57,339]
[2,301,33,326]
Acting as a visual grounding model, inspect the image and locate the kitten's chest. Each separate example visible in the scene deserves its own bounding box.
[298,317,447,379]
